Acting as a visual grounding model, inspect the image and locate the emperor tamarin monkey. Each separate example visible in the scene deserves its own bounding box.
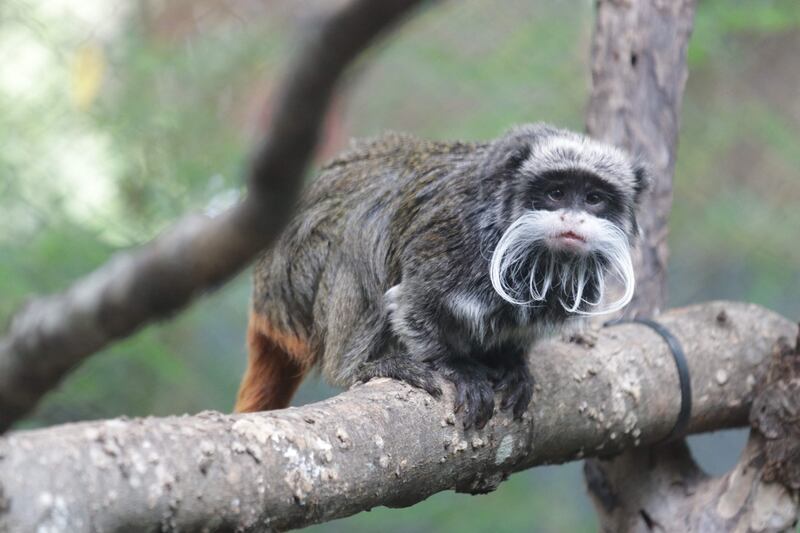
[235,123,648,429]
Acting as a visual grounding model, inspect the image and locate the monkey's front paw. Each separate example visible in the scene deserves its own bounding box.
[492,364,534,419]
[453,377,495,430]
[356,357,442,398]
[433,361,495,430]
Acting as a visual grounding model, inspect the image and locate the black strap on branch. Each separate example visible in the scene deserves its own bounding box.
[605,317,692,442]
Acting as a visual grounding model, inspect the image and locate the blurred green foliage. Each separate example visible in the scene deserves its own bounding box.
[0,0,798,530]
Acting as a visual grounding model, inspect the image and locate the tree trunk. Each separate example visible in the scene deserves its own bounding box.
[583,1,799,531]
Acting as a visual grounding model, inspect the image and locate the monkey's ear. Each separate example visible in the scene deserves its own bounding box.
[481,123,557,183]
[631,160,652,204]
[502,142,532,173]
[478,141,528,189]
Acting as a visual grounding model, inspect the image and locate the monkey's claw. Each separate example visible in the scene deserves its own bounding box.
[453,378,495,430]
[432,359,495,430]
[492,363,534,419]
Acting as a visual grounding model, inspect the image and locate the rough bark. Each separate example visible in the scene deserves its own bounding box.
[583,1,800,531]
[586,331,800,533]
[0,302,794,532]
[0,0,428,433]
[583,0,697,521]
[586,0,696,317]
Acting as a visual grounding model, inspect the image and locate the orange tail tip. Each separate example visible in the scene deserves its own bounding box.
[235,311,311,413]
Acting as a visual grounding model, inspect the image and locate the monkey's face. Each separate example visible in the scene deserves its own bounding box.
[523,169,635,256]
[483,126,649,316]
[489,168,643,316]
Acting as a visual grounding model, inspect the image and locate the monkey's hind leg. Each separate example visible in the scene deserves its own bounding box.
[234,311,312,413]
[356,350,442,398]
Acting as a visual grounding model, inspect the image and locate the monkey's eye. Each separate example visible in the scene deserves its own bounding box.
[547,188,564,201]
[585,191,603,205]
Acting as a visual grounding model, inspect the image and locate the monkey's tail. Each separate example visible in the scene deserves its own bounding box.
[234,310,312,413]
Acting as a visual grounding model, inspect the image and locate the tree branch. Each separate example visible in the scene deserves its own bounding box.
[0,301,793,532]
[0,0,429,433]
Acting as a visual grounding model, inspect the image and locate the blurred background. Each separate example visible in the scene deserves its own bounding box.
[1,0,798,531]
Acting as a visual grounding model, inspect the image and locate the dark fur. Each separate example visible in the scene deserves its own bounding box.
[239,123,647,428]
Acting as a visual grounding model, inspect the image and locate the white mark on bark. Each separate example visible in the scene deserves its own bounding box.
[273,432,335,503]
[453,439,468,453]
[198,440,216,473]
[495,435,514,464]
[335,428,352,450]
[620,376,642,404]
[715,369,729,386]
[245,444,263,463]
[37,492,69,533]
[394,459,408,478]
[148,462,175,509]
[232,418,272,444]
[749,481,797,531]
[321,448,333,463]
[283,449,317,504]
[623,412,639,435]
[717,464,756,519]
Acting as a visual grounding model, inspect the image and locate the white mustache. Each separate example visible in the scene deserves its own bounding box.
[489,210,635,316]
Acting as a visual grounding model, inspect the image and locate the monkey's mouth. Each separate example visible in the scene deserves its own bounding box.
[556,231,586,243]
